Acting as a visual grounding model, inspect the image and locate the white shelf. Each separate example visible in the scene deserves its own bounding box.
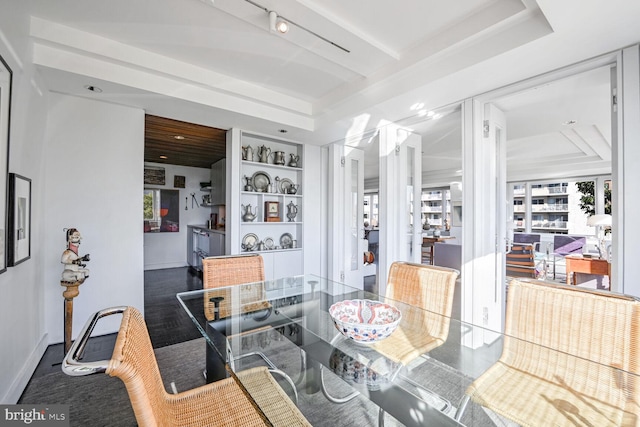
[241,221,302,225]
[241,191,302,197]
[242,160,302,171]
[241,248,302,254]
[236,131,304,279]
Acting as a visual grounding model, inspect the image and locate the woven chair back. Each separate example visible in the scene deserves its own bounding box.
[380,262,459,363]
[386,261,458,317]
[202,254,266,321]
[203,254,265,288]
[506,279,640,374]
[106,307,171,426]
[462,280,640,426]
[495,279,640,425]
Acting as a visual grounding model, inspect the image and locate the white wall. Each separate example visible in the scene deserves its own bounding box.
[303,144,322,276]
[143,162,213,270]
[43,93,145,344]
[0,1,50,403]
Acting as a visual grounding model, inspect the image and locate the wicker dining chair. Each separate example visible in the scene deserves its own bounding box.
[202,254,267,320]
[63,306,311,427]
[321,262,460,424]
[202,254,299,402]
[455,278,640,426]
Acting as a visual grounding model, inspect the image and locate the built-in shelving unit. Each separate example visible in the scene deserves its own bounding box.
[229,129,304,279]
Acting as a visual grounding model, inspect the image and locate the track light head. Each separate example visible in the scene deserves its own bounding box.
[276,19,289,33]
[269,10,289,34]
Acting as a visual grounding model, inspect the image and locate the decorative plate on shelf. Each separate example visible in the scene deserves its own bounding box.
[263,237,274,250]
[251,171,271,193]
[278,178,294,194]
[241,233,259,251]
[280,233,293,248]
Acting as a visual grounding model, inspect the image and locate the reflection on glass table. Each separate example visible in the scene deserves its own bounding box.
[177,275,640,427]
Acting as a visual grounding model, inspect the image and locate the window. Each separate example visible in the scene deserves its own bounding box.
[143,189,180,233]
[421,187,451,229]
[511,176,611,235]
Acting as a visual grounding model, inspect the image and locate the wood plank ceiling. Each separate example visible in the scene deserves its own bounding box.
[144,115,227,169]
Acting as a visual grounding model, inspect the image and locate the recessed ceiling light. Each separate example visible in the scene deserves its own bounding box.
[84,85,102,93]
[563,120,577,125]
[173,135,185,140]
[159,155,168,159]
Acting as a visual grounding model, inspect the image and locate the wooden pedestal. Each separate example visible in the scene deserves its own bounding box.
[61,279,85,354]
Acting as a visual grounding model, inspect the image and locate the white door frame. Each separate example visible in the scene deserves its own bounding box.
[327,143,366,287]
[462,50,626,330]
[377,124,422,296]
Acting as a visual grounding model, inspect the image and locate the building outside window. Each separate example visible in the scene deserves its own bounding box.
[364,193,379,228]
[421,188,450,229]
[511,177,610,236]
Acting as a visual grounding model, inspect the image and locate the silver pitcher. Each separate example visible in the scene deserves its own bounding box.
[243,175,253,191]
[257,145,271,163]
[242,145,254,161]
[241,204,257,222]
[286,201,298,222]
[288,154,299,167]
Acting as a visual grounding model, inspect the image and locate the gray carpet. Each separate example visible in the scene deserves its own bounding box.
[19,336,498,426]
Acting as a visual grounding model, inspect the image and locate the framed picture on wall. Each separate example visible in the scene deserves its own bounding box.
[174,175,185,188]
[144,166,165,185]
[0,54,14,273]
[8,173,31,266]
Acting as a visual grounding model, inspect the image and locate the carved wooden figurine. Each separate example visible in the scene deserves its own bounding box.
[61,228,90,282]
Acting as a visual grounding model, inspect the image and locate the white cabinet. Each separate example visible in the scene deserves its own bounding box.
[229,130,304,280]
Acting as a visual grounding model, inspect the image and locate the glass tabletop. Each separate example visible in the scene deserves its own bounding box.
[177,274,639,427]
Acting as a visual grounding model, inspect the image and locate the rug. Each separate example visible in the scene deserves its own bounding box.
[19,336,500,426]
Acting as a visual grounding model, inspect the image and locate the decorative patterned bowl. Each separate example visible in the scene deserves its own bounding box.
[328,347,400,390]
[329,299,402,344]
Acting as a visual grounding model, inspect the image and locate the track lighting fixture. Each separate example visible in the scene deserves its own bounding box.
[245,0,349,52]
[269,11,289,34]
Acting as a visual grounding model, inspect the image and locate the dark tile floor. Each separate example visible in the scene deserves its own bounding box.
[143,266,204,348]
[24,267,203,383]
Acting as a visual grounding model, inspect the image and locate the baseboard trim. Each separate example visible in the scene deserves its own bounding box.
[1,333,48,404]
[144,262,188,270]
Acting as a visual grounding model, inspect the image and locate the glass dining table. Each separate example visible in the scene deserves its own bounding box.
[176,274,639,426]
[177,274,488,426]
